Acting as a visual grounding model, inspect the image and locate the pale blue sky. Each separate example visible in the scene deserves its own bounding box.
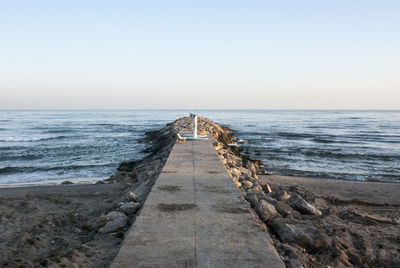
[0,0,399,109]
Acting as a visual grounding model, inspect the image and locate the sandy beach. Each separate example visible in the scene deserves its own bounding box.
[259,175,400,267]
[262,174,400,205]
[0,183,127,267]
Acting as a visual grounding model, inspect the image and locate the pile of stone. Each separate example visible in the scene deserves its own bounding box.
[208,118,327,268]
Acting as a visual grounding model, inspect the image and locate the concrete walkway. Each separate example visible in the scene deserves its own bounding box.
[111,138,285,267]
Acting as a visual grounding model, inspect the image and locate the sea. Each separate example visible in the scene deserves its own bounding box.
[0,110,399,185]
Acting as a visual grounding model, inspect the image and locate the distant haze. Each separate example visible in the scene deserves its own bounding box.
[1,1,399,110]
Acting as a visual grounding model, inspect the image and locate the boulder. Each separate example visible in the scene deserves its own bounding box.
[95,211,128,230]
[239,167,253,179]
[226,154,242,168]
[242,180,253,190]
[230,168,241,179]
[250,182,263,192]
[286,259,304,268]
[98,217,128,234]
[61,180,73,185]
[245,192,259,207]
[255,190,267,200]
[255,199,279,222]
[120,191,138,203]
[286,194,322,216]
[265,196,279,206]
[270,222,329,252]
[275,202,301,218]
[118,202,140,216]
[107,172,128,182]
[274,190,291,201]
[232,178,242,188]
[244,160,257,175]
[118,160,139,172]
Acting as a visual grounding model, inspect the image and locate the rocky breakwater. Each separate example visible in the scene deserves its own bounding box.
[0,117,202,267]
[209,119,400,268]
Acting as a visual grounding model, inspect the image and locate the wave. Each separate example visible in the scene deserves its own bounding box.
[0,163,116,175]
[0,154,42,161]
[312,138,335,144]
[0,135,67,142]
[276,132,315,139]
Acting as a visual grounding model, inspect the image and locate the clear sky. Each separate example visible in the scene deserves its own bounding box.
[0,0,399,109]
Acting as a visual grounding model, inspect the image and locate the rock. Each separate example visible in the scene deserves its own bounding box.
[255,199,279,222]
[286,259,303,268]
[233,179,242,188]
[118,160,138,172]
[287,194,322,216]
[226,154,242,168]
[255,190,267,200]
[242,180,253,190]
[239,167,253,179]
[245,192,259,207]
[230,168,241,178]
[118,202,140,216]
[95,180,105,184]
[275,202,301,218]
[98,217,128,234]
[250,182,263,191]
[120,191,138,202]
[61,180,73,185]
[106,172,127,182]
[95,211,128,229]
[274,190,291,201]
[265,196,279,206]
[244,160,257,175]
[270,222,329,252]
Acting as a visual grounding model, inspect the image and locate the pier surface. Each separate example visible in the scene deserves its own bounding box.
[112,138,284,267]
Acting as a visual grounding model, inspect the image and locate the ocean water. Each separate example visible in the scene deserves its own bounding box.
[0,110,399,185]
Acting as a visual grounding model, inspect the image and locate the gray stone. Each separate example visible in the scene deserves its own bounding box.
[118,202,141,216]
[98,217,129,234]
[96,211,128,229]
[286,194,322,216]
[239,167,253,179]
[265,196,279,206]
[275,202,300,218]
[245,192,259,207]
[108,172,127,182]
[286,259,304,268]
[230,168,241,178]
[270,222,329,252]
[255,199,279,222]
[120,191,138,203]
[242,180,253,190]
[274,190,291,201]
[244,161,257,175]
[264,197,300,218]
[226,154,242,168]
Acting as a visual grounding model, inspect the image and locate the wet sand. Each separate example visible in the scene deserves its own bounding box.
[262,174,400,205]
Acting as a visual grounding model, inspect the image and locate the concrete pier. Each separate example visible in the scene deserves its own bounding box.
[111,137,284,267]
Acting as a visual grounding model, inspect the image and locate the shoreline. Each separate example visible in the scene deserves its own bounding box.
[1,116,399,267]
[2,172,398,190]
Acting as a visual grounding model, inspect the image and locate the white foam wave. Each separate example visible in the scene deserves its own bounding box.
[0,135,65,142]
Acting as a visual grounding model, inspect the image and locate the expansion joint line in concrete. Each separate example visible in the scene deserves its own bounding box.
[192,141,197,267]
